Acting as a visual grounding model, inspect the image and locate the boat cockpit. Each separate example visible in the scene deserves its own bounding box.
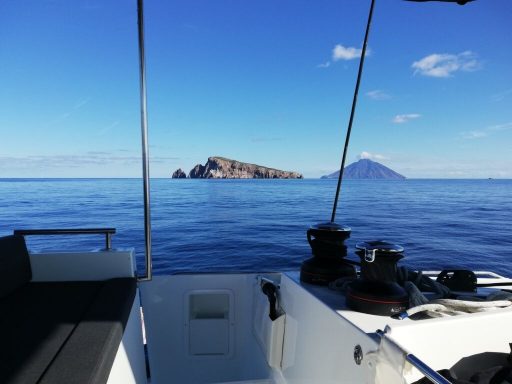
[2,0,511,383]
[2,230,512,384]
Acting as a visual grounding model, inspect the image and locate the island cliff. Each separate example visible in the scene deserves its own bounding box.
[321,159,405,180]
[185,157,303,179]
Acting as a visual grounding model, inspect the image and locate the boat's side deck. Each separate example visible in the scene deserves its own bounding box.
[287,271,512,333]
[286,271,512,383]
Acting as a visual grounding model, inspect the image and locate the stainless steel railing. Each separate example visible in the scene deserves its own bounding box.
[406,354,452,384]
[14,228,116,250]
[376,330,452,384]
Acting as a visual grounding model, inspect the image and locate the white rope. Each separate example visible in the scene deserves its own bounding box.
[432,298,512,312]
[405,299,512,318]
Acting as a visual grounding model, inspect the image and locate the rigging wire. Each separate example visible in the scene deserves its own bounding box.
[137,0,153,281]
[330,0,376,223]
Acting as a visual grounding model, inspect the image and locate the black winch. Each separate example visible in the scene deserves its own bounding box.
[346,240,409,316]
[300,222,356,285]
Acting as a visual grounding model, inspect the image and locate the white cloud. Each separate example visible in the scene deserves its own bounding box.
[488,122,512,131]
[491,88,512,102]
[366,90,391,100]
[412,51,480,78]
[462,131,488,139]
[392,114,421,124]
[98,120,120,136]
[0,153,180,170]
[317,61,331,68]
[73,97,91,109]
[378,154,512,179]
[250,136,284,143]
[358,151,388,161]
[45,97,92,127]
[332,44,367,61]
[461,122,512,139]
[317,44,369,68]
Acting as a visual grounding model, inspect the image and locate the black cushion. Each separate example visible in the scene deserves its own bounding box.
[0,235,32,299]
[0,278,136,384]
[0,281,104,384]
[39,278,137,384]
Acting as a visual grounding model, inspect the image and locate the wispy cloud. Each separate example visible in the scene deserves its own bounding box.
[0,153,180,170]
[98,120,120,136]
[332,44,368,61]
[46,112,72,126]
[491,88,512,102]
[462,122,512,139]
[357,151,388,161]
[412,51,480,78]
[461,131,488,140]
[250,136,284,143]
[116,149,137,153]
[366,90,391,100]
[46,97,92,127]
[392,114,421,124]
[73,97,91,109]
[396,156,512,179]
[489,122,512,131]
[316,61,331,69]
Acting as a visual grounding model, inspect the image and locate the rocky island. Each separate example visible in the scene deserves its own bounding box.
[171,168,187,178]
[172,157,303,179]
[321,159,405,180]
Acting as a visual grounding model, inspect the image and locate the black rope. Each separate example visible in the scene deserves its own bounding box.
[330,0,376,223]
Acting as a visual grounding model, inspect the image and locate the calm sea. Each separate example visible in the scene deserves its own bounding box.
[1,178,511,276]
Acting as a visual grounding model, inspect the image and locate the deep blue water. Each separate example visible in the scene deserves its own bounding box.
[1,178,511,276]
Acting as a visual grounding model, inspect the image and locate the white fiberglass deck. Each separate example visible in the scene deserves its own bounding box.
[140,271,512,384]
[140,273,377,383]
[287,271,512,333]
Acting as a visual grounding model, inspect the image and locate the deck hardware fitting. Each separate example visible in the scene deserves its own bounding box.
[354,345,363,365]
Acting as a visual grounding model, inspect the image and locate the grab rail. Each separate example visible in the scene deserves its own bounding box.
[13,228,116,250]
[376,330,452,384]
[406,354,451,384]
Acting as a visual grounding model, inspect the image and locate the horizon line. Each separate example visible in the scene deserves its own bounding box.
[1,177,510,181]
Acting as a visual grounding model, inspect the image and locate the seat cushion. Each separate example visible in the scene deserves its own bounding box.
[0,281,104,384]
[39,278,137,384]
[0,235,31,299]
[0,278,136,384]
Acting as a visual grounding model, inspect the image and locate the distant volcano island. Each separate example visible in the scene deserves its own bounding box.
[172,157,303,179]
[321,159,406,180]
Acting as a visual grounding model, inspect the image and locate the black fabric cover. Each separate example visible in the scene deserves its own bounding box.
[0,281,103,384]
[0,278,136,384]
[0,235,32,299]
[39,278,137,384]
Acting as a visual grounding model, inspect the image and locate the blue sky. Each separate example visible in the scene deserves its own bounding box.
[1,0,511,178]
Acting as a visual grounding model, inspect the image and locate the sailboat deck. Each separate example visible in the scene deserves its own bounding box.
[287,271,512,333]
